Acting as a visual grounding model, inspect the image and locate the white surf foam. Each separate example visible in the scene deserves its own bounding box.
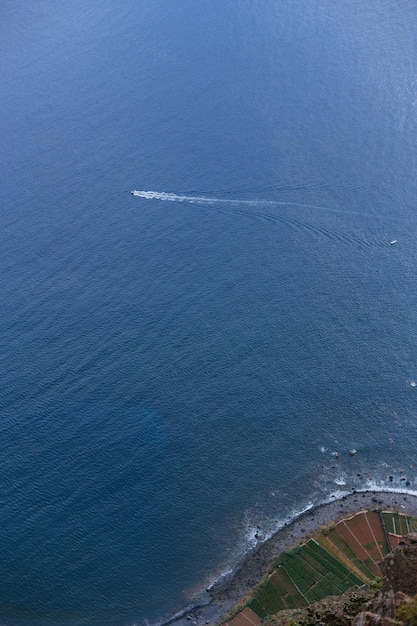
[360,480,417,497]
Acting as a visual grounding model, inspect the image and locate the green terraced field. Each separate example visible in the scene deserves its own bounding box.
[382,512,408,536]
[320,531,374,580]
[250,539,363,616]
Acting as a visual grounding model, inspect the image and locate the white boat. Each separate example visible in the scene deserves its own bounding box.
[390,240,398,245]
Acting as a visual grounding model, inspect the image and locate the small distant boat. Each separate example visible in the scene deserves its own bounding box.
[390,240,398,245]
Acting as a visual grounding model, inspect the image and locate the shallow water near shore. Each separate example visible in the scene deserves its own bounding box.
[2,1,417,625]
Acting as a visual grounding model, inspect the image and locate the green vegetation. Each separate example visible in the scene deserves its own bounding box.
[321,529,374,579]
[248,539,363,617]
[397,595,417,625]
[383,511,417,536]
[369,577,382,590]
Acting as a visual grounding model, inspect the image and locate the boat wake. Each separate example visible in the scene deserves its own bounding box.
[131,189,387,249]
[131,189,358,214]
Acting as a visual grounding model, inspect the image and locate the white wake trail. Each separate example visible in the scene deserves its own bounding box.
[131,190,259,205]
[131,190,358,215]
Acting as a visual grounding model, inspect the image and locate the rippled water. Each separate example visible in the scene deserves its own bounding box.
[2,1,417,624]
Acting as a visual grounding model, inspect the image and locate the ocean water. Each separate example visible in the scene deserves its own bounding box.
[2,1,417,624]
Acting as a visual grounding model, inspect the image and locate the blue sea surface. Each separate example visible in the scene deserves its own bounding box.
[2,1,417,624]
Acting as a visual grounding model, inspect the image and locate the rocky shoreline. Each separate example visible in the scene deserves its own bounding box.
[165,490,417,626]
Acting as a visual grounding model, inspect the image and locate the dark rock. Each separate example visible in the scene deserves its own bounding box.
[352,611,402,625]
[380,534,417,596]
